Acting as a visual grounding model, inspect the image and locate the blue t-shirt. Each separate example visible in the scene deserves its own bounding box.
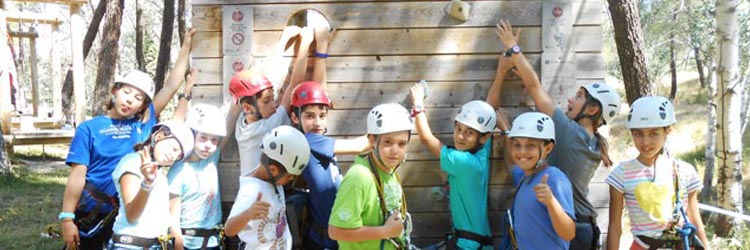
[440,139,492,250]
[167,150,223,249]
[301,133,342,248]
[511,166,575,250]
[66,104,157,212]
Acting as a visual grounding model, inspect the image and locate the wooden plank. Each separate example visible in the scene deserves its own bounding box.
[191,53,605,84]
[70,4,86,125]
[29,29,39,116]
[4,11,64,25]
[191,26,604,58]
[191,1,603,30]
[180,79,607,111]
[7,0,87,4]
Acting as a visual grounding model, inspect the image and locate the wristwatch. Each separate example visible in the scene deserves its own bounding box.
[178,93,192,101]
[504,45,522,57]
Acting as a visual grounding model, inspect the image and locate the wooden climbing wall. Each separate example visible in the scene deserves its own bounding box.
[189,0,609,246]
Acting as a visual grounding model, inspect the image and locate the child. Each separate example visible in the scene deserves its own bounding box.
[224,125,311,250]
[606,96,709,250]
[328,103,415,250]
[108,120,195,249]
[60,29,197,249]
[290,81,369,250]
[495,20,621,249]
[409,83,496,250]
[506,112,576,250]
[168,99,235,249]
[229,26,314,177]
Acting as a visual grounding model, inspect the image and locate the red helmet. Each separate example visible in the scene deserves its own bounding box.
[228,70,273,103]
[291,81,331,108]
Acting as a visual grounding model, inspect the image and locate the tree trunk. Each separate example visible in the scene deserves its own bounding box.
[61,0,108,120]
[154,0,175,94]
[607,0,653,104]
[135,0,145,72]
[713,0,743,237]
[669,34,677,101]
[695,47,708,88]
[703,62,717,202]
[177,0,186,45]
[0,122,9,175]
[92,0,124,116]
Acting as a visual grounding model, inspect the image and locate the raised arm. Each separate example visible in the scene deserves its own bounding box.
[497,20,555,116]
[263,25,301,86]
[496,108,514,169]
[153,28,197,115]
[280,27,314,112]
[333,135,370,155]
[172,69,195,122]
[312,27,335,88]
[410,83,441,157]
[487,24,520,108]
[219,104,241,150]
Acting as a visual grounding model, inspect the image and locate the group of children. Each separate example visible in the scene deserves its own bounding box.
[57,20,710,250]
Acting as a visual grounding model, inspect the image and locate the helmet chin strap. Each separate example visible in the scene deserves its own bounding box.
[534,141,547,169]
[262,160,288,186]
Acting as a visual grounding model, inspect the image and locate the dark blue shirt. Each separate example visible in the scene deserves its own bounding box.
[302,133,342,248]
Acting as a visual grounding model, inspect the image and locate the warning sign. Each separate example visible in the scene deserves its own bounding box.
[222,5,253,56]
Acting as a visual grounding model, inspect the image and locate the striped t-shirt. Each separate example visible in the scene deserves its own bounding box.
[605,156,702,238]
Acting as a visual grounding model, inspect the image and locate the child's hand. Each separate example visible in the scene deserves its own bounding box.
[382,212,404,239]
[534,174,555,206]
[184,69,196,94]
[140,161,158,185]
[245,193,271,221]
[300,26,314,45]
[495,20,521,51]
[281,25,301,42]
[497,53,516,74]
[409,83,425,107]
[184,28,197,46]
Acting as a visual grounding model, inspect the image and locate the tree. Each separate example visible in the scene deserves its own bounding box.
[608,0,654,104]
[92,0,124,115]
[135,0,146,72]
[177,0,186,45]
[153,0,175,93]
[61,0,108,120]
[712,0,743,237]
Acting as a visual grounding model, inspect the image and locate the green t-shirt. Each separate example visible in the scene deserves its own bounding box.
[329,155,405,250]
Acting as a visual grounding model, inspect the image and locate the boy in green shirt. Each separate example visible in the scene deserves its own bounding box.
[328,103,414,250]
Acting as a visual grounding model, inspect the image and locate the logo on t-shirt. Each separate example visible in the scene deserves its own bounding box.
[337,209,352,221]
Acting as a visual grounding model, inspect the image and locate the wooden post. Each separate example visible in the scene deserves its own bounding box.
[29,26,39,117]
[51,23,62,120]
[70,3,86,125]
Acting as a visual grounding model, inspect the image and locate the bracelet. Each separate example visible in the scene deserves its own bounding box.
[313,51,329,58]
[58,212,75,221]
[178,93,192,101]
[411,105,425,118]
[140,181,154,192]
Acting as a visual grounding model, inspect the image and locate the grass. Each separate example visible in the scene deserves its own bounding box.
[0,167,69,249]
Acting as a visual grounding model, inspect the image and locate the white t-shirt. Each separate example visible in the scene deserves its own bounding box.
[228,176,291,250]
[235,106,291,176]
[111,153,170,239]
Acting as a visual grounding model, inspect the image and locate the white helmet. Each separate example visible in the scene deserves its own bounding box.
[627,96,676,129]
[367,103,413,135]
[508,112,555,142]
[261,125,311,175]
[187,104,227,137]
[114,70,156,101]
[455,100,497,133]
[581,82,622,125]
[152,120,195,161]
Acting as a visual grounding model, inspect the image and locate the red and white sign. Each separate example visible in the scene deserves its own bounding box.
[222,6,253,56]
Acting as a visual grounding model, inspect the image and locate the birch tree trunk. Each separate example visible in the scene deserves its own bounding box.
[607,0,653,104]
[92,0,124,116]
[713,0,743,237]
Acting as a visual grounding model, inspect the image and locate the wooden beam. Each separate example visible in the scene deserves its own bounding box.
[5,0,87,5]
[51,24,62,119]
[69,4,85,125]
[5,11,64,25]
[29,26,38,116]
[9,30,38,38]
